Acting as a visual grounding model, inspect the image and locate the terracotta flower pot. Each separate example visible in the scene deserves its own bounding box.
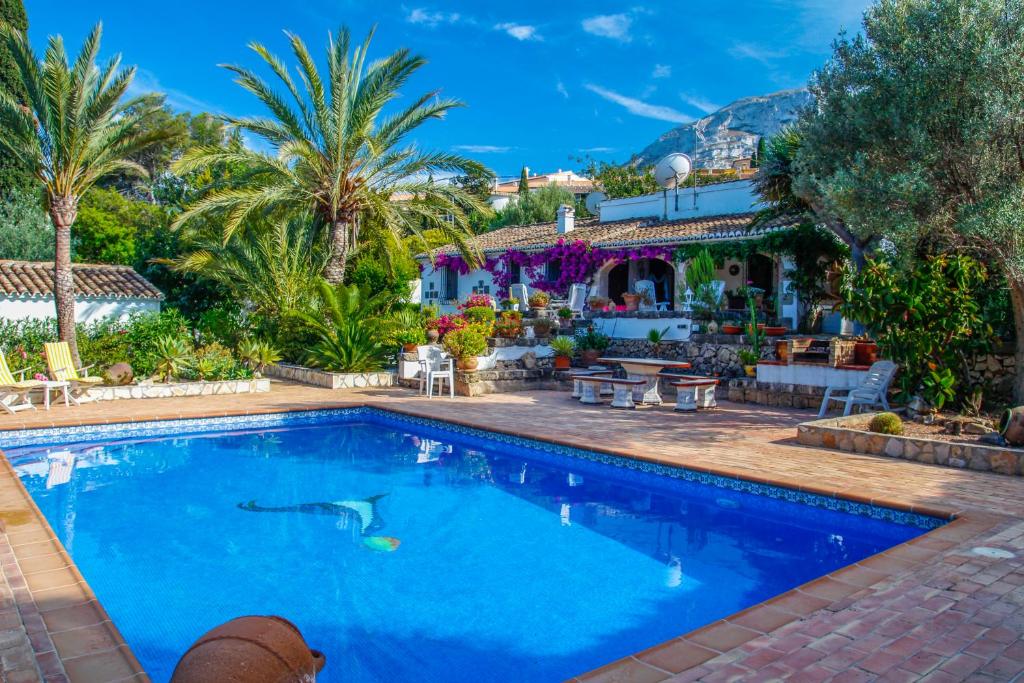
[457,357,480,372]
[622,294,641,312]
[171,615,324,683]
[1000,406,1024,446]
[775,340,789,362]
[554,356,571,369]
[402,343,418,353]
[764,326,787,336]
[722,324,742,335]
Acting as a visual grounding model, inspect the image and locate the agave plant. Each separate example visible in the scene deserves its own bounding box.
[292,280,391,372]
[153,336,192,382]
[237,338,282,375]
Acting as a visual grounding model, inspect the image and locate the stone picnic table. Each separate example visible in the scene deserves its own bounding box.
[596,357,692,405]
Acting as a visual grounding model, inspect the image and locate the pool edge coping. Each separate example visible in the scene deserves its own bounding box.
[0,400,1003,683]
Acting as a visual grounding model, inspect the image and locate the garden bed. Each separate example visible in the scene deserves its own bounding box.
[797,412,1022,476]
[265,363,395,390]
[85,378,270,401]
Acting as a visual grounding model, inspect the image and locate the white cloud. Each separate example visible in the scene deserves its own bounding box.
[127,69,223,115]
[406,8,461,27]
[680,93,721,115]
[652,64,671,79]
[556,80,569,99]
[495,23,541,41]
[582,14,632,41]
[728,42,789,66]
[581,146,615,153]
[453,144,512,153]
[584,84,691,123]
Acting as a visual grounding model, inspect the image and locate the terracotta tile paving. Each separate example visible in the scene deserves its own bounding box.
[0,381,1022,682]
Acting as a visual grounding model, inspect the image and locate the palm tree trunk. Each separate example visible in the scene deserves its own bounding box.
[48,195,82,367]
[323,219,351,284]
[1009,277,1024,404]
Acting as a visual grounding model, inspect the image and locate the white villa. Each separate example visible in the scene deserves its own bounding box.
[0,260,163,324]
[419,178,804,341]
[488,168,595,211]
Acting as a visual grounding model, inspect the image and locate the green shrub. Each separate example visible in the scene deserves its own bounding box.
[868,412,904,436]
[443,328,487,359]
[463,306,496,325]
[181,343,251,381]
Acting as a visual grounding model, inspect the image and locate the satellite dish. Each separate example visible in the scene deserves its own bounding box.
[654,153,692,189]
[584,191,606,214]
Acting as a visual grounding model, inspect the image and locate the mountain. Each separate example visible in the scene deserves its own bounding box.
[633,88,813,169]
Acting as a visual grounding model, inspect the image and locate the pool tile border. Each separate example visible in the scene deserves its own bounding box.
[0,400,992,683]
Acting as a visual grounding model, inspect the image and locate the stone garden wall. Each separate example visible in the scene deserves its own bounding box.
[86,378,270,401]
[966,344,1016,401]
[605,334,773,378]
[266,363,395,389]
[797,413,1023,476]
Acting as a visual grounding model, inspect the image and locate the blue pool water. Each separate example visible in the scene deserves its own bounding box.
[4,409,941,682]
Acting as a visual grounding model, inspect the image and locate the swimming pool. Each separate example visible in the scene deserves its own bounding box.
[3,408,943,682]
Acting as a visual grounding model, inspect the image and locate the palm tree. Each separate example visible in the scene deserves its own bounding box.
[0,23,168,363]
[173,26,489,283]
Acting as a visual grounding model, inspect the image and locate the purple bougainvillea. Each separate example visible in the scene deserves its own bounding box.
[428,240,675,297]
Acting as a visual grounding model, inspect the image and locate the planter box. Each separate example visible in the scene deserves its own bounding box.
[86,378,270,402]
[797,412,1023,476]
[266,363,395,390]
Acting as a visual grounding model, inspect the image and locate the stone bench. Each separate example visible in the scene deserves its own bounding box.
[568,369,613,398]
[666,376,720,412]
[577,376,648,409]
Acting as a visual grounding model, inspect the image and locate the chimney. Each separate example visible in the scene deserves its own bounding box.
[557,204,575,234]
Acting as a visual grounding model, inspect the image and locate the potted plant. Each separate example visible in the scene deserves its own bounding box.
[576,328,610,365]
[622,291,641,312]
[738,349,759,377]
[396,328,426,353]
[528,291,551,309]
[549,335,575,369]
[588,295,610,312]
[721,322,743,335]
[647,326,670,357]
[764,325,788,336]
[501,297,520,312]
[557,306,573,324]
[530,318,556,338]
[443,328,487,372]
[494,311,524,339]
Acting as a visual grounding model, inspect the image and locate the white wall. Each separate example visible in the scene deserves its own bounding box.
[0,296,160,324]
[591,316,693,341]
[598,179,766,223]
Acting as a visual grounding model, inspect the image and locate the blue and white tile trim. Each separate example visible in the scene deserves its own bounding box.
[0,407,947,531]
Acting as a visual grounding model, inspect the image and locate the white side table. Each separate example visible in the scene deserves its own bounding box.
[41,381,70,410]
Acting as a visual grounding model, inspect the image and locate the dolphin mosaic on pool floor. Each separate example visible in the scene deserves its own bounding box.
[0,383,1021,682]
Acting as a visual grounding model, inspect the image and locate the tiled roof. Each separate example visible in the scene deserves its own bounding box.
[428,212,794,256]
[0,261,164,300]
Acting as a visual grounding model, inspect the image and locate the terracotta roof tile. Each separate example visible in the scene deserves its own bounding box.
[429,212,794,256]
[0,261,164,300]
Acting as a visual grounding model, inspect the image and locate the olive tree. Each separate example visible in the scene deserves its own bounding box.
[793,0,1024,401]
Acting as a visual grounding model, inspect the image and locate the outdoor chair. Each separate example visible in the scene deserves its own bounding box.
[568,283,589,319]
[635,280,670,312]
[421,346,455,399]
[44,342,102,405]
[817,360,898,417]
[510,283,530,311]
[0,350,44,415]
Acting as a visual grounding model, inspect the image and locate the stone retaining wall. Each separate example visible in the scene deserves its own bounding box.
[85,378,270,401]
[797,413,1024,476]
[605,335,773,378]
[726,378,825,410]
[967,344,1016,401]
[266,363,395,389]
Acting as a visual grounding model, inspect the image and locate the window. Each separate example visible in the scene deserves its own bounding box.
[545,259,562,283]
[441,266,458,301]
[509,262,522,285]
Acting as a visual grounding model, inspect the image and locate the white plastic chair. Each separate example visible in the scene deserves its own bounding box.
[568,283,589,319]
[818,361,898,417]
[423,346,455,398]
[635,280,669,311]
[510,283,530,311]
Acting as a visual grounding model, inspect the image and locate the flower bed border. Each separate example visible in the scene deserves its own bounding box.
[85,378,270,402]
[266,363,395,390]
[797,412,1022,476]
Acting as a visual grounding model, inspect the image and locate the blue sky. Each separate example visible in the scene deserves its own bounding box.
[24,1,869,178]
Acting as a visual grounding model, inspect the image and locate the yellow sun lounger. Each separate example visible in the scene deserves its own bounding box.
[0,350,44,415]
[44,342,102,405]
